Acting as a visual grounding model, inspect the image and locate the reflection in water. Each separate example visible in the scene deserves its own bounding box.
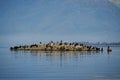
[107,51,112,55]
[11,50,102,67]
[11,50,102,57]
[31,51,101,57]
[7,47,120,80]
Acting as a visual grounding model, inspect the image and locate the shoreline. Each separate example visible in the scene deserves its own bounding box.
[10,41,103,51]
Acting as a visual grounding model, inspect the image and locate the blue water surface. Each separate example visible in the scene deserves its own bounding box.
[0,47,120,80]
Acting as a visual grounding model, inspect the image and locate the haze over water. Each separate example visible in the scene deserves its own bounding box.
[0,0,120,47]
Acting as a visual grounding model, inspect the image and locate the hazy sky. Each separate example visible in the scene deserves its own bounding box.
[0,0,120,46]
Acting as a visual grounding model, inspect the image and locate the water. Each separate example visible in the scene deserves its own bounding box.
[0,47,120,80]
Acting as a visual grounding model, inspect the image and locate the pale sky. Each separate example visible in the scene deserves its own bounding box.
[0,0,120,46]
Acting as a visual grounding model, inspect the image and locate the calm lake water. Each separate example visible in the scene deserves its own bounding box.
[0,46,120,80]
